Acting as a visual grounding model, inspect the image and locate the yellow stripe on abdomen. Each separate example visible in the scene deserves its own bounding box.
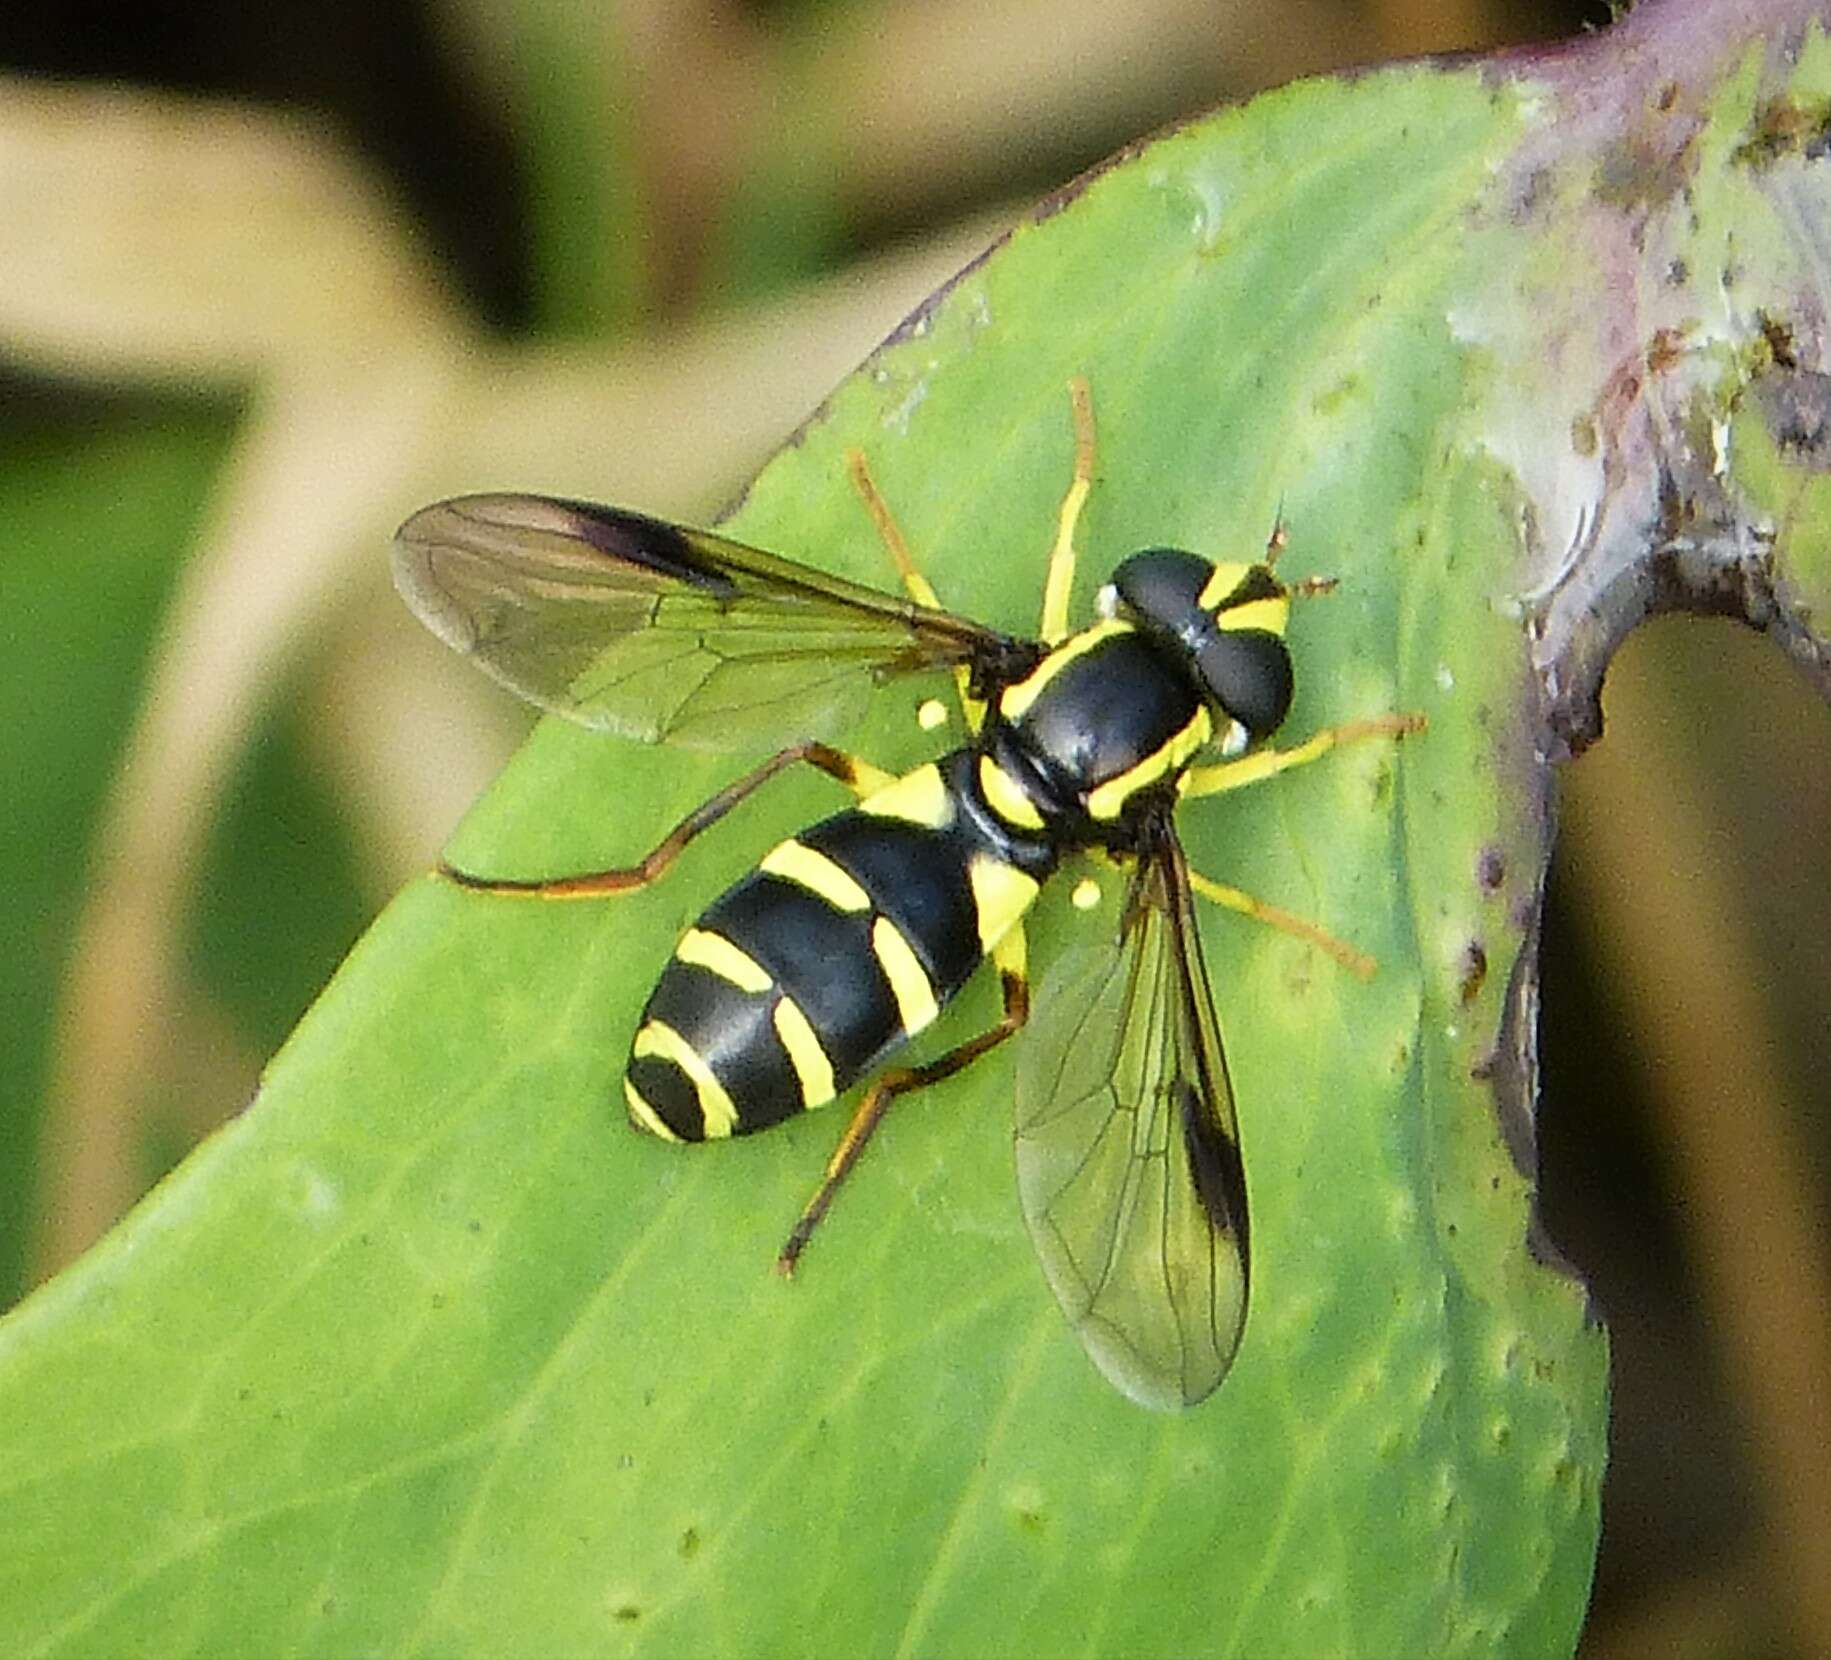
[860,762,954,830]
[759,839,872,912]
[968,854,1040,951]
[632,1019,740,1138]
[772,994,837,1108]
[871,916,939,1035]
[623,1076,682,1142]
[675,928,773,992]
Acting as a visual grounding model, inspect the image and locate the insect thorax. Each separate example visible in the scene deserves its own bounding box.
[976,625,1214,844]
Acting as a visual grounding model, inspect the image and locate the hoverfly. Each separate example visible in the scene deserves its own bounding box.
[394,379,1421,1409]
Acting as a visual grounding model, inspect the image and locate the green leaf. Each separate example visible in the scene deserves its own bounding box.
[14,4,1831,1652]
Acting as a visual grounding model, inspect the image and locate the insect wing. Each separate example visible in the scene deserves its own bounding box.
[393,493,1015,750]
[1015,837,1249,1409]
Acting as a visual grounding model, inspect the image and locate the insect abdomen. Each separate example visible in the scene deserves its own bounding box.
[623,759,1037,1143]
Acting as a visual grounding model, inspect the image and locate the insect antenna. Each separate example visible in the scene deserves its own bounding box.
[1262,500,1288,566]
[1260,501,1339,599]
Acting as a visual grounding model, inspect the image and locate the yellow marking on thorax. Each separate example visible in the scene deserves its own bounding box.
[967,854,1041,951]
[623,1077,682,1142]
[998,617,1131,723]
[632,1020,739,1138]
[978,754,1046,830]
[1216,594,1290,636]
[675,928,773,993]
[1197,560,1253,610]
[871,916,939,1034]
[1085,706,1214,821]
[760,839,872,912]
[772,995,836,1108]
[860,762,954,830]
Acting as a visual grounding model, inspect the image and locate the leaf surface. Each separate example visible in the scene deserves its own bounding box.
[11,6,1831,1654]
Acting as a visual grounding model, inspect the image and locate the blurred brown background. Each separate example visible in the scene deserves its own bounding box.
[1,2,1826,1655]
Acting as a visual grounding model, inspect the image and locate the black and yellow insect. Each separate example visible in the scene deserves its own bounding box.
[394,381,1419,1410]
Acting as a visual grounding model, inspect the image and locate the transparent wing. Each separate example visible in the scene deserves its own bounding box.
[393,493,1023,751]
[1015,828,1249,1410]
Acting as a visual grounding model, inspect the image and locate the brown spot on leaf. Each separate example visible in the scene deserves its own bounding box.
[1477,847,1506,894]
[1761,312,1800,370]
[1458,941,1489,1005]
[1755,366,1831,467]
[1734,97,1831,168]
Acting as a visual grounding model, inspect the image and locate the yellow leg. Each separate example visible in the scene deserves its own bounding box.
[844,448,983,732]
[1038,376,1096,645]
[1180,712,1425,978]
[1187,870,1376,981]
[845,449,943,611]
[440,740,893,899]
[1179,713,1425,800]
[776,922,1030,1274]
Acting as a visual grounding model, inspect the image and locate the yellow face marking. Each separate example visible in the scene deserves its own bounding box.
[1071,876,1101,911]
[978,754,1046,830]
[967,854,1041,951]
[1197,560,1253,610]
[871,916,939,1035]
[632,1020,739,1138]
[1085,706,1214,820]
[675,928,773,993]
[772,995,836,1109]
[759,839,871,912]
[623,1077,682,1142]
[916,697,949,731]
[861,762,953,830]
[1216,594,1290,637]
[997,617,1131,722]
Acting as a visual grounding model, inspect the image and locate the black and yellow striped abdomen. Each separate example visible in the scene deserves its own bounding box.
[624,751,1055,1142]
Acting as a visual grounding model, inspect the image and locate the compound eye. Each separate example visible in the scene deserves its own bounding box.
[1110,548,1207,631]
[1195,631,1294,738]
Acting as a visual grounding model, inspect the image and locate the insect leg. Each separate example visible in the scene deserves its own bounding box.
[776,922,1031,1274]
[1178,712,1425,801]
[1185,869,1376,980]
[1179,713,1426,977]
[440,741,895,899]
[845,449,944,611]
[1038,376,1096,645]
[845,448,983,732]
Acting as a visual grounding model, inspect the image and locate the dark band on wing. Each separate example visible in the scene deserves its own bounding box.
[391,491,1034,750]
[1158,844,1250,1263]
[1177,1080,1249,1259]
[544,501,741,598]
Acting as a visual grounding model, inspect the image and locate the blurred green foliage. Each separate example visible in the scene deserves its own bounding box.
[0,402,231,1294]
